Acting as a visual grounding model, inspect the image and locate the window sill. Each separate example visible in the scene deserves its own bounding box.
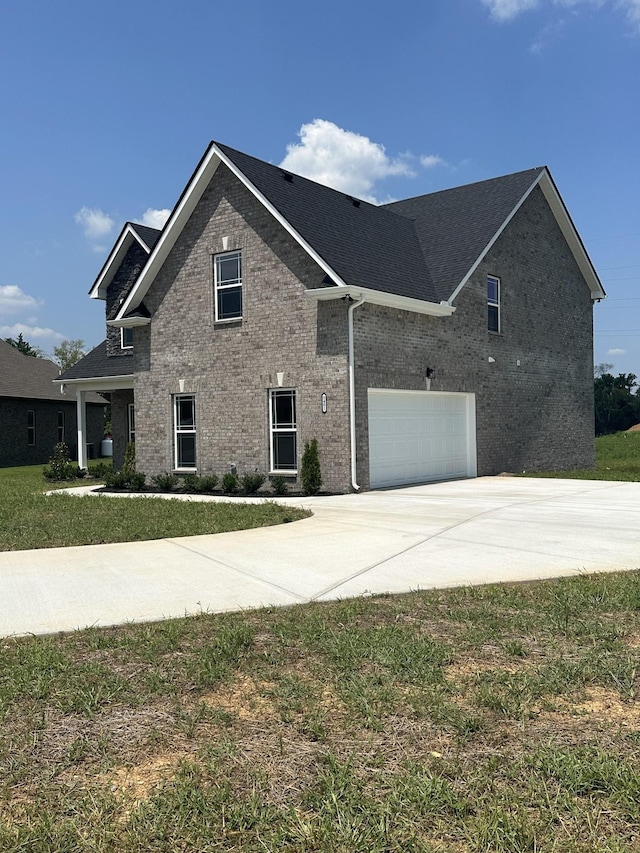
[270,470,298,477]
[214,318,242,326]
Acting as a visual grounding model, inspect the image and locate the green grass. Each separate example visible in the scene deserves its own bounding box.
[522,431,640,480]
[2,572,640,851]
[0,465,309,552]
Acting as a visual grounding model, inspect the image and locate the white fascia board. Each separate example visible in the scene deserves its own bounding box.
[306,285,456,317]
[89,224,152,301]
[215,147,349,288]
[446,169,606,305]
[116,143,350,323]
[53,375,135,392]
[106,317,151,329]
[116,146,225,321]
[537,174,606,300]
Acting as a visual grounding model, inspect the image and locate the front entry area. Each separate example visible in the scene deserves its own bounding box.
[367,389,477,489]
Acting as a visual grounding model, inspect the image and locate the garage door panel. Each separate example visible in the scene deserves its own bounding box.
[368,390,476,489]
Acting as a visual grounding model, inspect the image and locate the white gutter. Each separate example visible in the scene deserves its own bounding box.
[348,295,366,491]
[307,285,455,317]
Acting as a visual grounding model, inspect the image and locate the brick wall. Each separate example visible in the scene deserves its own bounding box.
[0,399,104,467]
[126,170,594,493]
[352,184,595,487]
[132,165,352,492]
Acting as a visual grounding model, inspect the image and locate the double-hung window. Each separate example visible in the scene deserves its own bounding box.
[57,411,65,444]
[27,410,35,446]
[487,275,501,333]
[214,250,242,321]
[173,395,196,470]
[270,389,297,472]
[121,327,133,349]
[128,403,136,444]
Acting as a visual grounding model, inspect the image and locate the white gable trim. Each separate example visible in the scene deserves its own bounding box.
[446,169,605,305]
[115,143,350,322]
[89,224,154,301]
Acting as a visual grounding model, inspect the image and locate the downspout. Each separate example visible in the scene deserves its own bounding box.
[348,295,365,491]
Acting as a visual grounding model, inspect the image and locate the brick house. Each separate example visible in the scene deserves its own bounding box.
[0,340,105,467]
[58,141,605,492]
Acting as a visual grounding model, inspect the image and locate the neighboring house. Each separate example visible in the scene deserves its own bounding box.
[57,141,605,492]
[0,340,105,467]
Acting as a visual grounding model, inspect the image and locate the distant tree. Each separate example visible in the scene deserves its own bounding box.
[53,338,86,372]
[4,332,45,358]
[594,371,640,435]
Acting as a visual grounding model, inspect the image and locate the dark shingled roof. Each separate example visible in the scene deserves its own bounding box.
[0,340,104,403]
[383,167,545,301]
[58,341,134,381]
[130,223,162,250]
[216,143,440,303]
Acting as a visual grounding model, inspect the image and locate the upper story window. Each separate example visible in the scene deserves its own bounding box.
[487,275,501,333]
[121,327,134,349]
[214,250,242,321]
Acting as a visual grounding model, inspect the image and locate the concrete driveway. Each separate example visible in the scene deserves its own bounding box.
[1,476,639,637]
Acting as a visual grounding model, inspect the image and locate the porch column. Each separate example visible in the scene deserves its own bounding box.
[76,390,87,469]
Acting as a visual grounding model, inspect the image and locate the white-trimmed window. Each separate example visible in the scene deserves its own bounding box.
[270,389,297,472]
[128,403,136,444]
[487,275,501,333]
[27,410,35,446]
[57,411,65,444]
[214,250,242,321]
[173,395,196,470]
[121,327,134,349]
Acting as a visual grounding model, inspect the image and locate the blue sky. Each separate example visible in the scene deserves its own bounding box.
[1,0,639,374]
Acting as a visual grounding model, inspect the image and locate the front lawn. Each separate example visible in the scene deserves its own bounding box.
[1,574,640,851]
[0,466,309,552]
[523,431,640,481]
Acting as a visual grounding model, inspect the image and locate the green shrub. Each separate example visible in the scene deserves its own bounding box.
[199,474,219,492]
[152,472,179,491]
[221,472,239,494]
[270,475,288,496]
[123,442,136,477]
[128,472,146,491]
[181,474,199,493]
[43,442,76,481]
[104,469,129,489]
[241,472,266,494]
[89,461,111,480]
[181,473,220,493]
[301,438,322,495]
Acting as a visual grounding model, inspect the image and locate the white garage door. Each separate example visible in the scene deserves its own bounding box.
[368,389,477,489]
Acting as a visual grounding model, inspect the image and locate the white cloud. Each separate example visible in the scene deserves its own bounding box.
[0,284,42,316]
[620,0,640,28]
[74,207,115,240]
[483,0,640,29]
[279,119,417,203]
[481,0,538,21]
[136,208,171,230]
[420,154,445,169]
[608,347,627,355]
[0,322,64,343]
